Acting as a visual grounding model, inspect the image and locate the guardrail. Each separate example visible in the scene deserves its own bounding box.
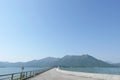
[0,68,52,80]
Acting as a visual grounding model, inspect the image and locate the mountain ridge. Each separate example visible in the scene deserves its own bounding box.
[0,55,119,67]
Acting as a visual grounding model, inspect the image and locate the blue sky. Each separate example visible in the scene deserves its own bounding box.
[0,0,120,62]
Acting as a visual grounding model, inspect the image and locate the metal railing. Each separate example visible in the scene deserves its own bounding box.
[0,68,52,80]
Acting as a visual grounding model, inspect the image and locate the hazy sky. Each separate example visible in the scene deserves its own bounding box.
[0,0,120,63]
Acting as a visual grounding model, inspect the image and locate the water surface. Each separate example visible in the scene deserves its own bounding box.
[0,67,44,75]
[61,67,120,75]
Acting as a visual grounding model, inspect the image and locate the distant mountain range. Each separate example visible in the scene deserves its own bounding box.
[113,63,120,66]
[0,55,119,67]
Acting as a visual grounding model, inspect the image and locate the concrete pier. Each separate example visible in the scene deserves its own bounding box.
[28,68,117,80]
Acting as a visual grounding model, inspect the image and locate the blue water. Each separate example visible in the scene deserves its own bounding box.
[0,67,44,75]
[61,67,120,75]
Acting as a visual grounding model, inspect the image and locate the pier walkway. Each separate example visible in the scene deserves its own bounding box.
[28,68,99,80]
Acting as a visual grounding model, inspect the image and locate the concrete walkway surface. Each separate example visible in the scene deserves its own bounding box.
[28,68,105,80]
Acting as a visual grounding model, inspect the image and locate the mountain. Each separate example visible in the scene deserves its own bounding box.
[58,55,113,67]
[0,55,117,67]
[113,63,120,67]
[0,57,60,67]
[0,62,11,67]
[23,57,60,67]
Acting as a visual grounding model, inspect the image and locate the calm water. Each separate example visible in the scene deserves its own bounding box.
[61,67,120,75]
[0,67,45,75]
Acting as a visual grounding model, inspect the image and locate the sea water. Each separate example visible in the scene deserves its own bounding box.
[61,67,120,75]
[0,67,43,75]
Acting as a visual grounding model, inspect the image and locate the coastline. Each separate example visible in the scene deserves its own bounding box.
[57,68,120,80]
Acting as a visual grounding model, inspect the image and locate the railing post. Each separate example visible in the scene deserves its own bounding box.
[33,72,34,76]
[33,71,34,76]
[30,71,31,77]
[20,72,22,80]
[11,74,14,80]
[32,71,33,76]
[26,72,27,78]
[23,72,25,79]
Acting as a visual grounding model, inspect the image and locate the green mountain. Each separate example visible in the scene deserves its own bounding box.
[0,57,59,67]
[0,55,117,67]
[58,55,113,67]
[23,57,60,67]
